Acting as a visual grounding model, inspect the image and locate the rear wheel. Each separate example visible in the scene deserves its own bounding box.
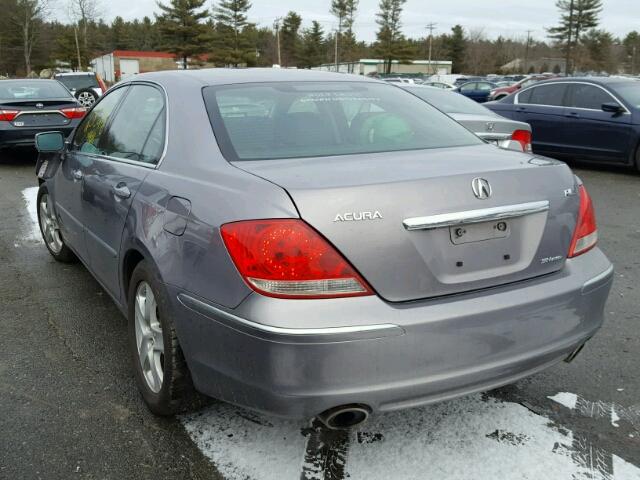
[37,186,77,263]
[127,260,202,415]
[75,88,98,107]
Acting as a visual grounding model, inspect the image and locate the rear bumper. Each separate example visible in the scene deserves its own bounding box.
[0,124,76,148]
[170,248,613,419]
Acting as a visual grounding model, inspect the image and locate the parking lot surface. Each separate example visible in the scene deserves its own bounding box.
[1,149,638,480]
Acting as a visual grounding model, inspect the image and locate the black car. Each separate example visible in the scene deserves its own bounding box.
[0,79,85,150]
[485,77,640,171]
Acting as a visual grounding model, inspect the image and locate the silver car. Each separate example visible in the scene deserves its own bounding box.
[34,69,613,430]
[401,84,533,152]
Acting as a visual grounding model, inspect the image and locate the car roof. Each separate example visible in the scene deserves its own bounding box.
[536,76,638,87]
[135,68,381,86]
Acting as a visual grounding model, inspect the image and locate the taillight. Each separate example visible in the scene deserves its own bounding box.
[220,219,373,299]
[568,185,598,258]
[61,107,86,119]
[0,109,19,121]
[511,129,532,152]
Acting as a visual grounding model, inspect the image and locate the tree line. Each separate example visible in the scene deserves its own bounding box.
[0,0,638,78]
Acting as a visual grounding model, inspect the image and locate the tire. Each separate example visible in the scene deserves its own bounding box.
[127,260,202,415]
[495,94,507,101]
[36,186,77,263]
[635,144,640,173]
[75,88,98,107]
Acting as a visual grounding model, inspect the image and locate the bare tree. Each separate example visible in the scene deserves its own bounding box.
[68,0,102,70]
[9,0,49,76]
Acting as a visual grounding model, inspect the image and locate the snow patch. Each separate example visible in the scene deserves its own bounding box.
[21,186,42,242]
[180,393,640,480]
[548,391,578,410]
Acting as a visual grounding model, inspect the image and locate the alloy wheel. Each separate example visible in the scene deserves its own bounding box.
[134,281,164,393]
[77,91,95,107]
[39,194,63,254]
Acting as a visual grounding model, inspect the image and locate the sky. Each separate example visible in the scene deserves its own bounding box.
[84,0,637,43]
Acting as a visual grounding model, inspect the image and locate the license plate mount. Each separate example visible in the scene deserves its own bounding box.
[449,220,510,245]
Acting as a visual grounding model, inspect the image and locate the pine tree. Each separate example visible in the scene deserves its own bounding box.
[300,21,325,69]
[280,11,301,67]
[330,0,358,63]
[548,0,602,74]
[444,25,466,74]
[156,0,210,69]
[212,0,254,67]
[374,0,412,74]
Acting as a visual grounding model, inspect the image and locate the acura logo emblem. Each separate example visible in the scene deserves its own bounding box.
[472,177,492,200]
[485,122,495,132]
[35,102,44,109]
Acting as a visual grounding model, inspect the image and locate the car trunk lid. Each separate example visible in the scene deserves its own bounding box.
[233,144,579,302]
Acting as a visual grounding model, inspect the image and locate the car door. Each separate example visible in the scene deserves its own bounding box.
[458,82,478,101]
[512,83,569,157]
[561,82,634,163]
[474,82,494,103]
[80,83,166,299]
[54,86,129,262]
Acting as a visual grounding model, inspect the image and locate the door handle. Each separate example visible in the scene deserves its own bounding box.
[113,183,131,199]
[72,169,83,180]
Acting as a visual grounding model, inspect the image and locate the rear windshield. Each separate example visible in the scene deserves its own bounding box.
[0,80,72,100]
[54,74,98,90]
[203,82,482,161]
[404,86,492,115]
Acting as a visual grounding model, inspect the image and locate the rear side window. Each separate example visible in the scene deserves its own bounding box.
[203,82,481,161]
[568,84,618,110]
[72,86,128,154]
[519,84,567,106]
[99,85,165,164]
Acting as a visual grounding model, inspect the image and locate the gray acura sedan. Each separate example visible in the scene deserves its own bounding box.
[34,69,613,429]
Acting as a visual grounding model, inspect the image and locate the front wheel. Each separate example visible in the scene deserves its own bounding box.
[127,260,203,415]
[37,186,77,263]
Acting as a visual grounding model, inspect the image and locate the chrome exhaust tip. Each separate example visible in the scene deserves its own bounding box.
[316,404,371,430]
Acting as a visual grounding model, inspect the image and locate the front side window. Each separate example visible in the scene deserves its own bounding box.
[460,83,477,92]
[568,84,618,110]
[203,82,482,161]
[519,84,567,107]
[72,86,128,154]
[99,85,165,164]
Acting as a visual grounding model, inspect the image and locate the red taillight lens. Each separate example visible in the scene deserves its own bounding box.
[61,107,86,119]
[568,185,598,258]
[220,219,373,299]
[0,109,19,121]
[511,129,532,152]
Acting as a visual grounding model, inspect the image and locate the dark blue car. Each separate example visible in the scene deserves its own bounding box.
[454,81,497,103]
[485,77,640,171]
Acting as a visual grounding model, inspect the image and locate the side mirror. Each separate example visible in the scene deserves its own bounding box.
[601,102,624,114]
[35,131,65,153]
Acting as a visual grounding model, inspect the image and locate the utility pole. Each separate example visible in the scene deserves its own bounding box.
[565,0,575,76]
[425,23,437,75]
[74,25,82,71]
[524,30,533,74]
[273,18,282,66]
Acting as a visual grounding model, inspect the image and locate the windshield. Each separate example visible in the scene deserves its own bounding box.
[54,74,98,91]
[614,81,640,109]
[404,86,493,115]
[0,80,72,100]
[203,82,481,161]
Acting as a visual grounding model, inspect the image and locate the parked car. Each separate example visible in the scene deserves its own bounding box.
[489,74,554,101]
[0,79,85,150]
[384,77,415,84]
[485,77,640,170]
[455,81,498,103]
[453,76,484,87]
[34,70,612,429]
[422,81,455,90]
[54,72,107,107]
[401,84,532,152]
